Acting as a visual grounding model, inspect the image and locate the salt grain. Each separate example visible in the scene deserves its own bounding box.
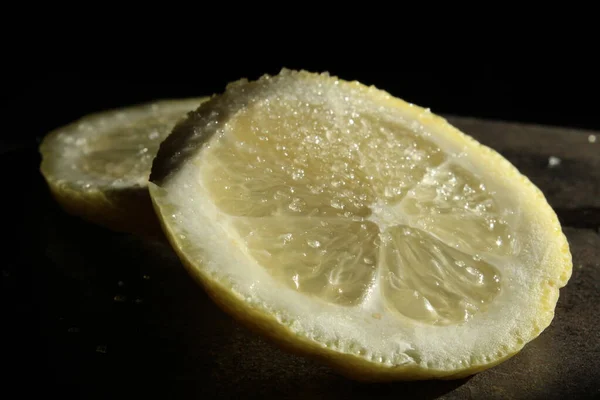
[548,156,561,168]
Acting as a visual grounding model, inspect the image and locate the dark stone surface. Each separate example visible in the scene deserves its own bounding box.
[2,117,599,399]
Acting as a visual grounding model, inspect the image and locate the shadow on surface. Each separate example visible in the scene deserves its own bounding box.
[25,186,470,399]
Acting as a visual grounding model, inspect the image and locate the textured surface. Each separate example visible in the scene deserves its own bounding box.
[2,116,599,399]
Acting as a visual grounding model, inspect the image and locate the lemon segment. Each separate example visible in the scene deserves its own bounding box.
[234,217,379,305]
[380,225,501,325]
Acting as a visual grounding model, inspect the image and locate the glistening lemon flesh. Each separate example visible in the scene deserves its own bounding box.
[39,98,208,236]
[149,70,572,380]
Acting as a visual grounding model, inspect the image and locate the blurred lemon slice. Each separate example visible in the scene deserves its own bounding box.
[40,97,208,236]
[149,70,572,380]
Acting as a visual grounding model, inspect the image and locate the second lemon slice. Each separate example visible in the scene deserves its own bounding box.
[40,97,207,236]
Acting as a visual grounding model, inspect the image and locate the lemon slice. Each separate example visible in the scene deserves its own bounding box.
[40,97,208,236]
[149,70,572,380]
